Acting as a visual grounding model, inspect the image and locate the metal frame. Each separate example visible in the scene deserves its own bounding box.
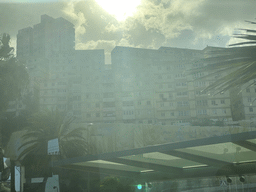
[52,130,256,181]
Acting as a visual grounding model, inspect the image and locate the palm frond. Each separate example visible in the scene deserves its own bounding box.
[18,139,39,150]
[245,20,256,24]
[229,41,256,46]
[19,110,90,161]
[236,28,256,33]
[191,20,256,93]
[17,143,39,160]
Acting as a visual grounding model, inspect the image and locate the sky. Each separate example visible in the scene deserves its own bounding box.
[0,0,256,63]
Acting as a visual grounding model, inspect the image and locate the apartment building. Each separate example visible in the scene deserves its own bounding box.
[16,15,105,122]
[230,80,256,121]
[111,46,233,125]
[15,14,254,125]
[111,47,157,124]
[17,14,75,59]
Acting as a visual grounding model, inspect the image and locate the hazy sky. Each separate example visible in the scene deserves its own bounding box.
[1,0,256,63]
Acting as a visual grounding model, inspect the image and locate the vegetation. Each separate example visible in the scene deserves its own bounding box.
[18,110,92,161]
[0,33,29,113]
[100,177,134,192]
[16,110,93,191]
[190,20,256,94]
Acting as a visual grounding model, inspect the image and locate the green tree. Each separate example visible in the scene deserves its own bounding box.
[0,33,29,113]
[190,20,256,93]
[17,110,93,191]
[100,177,134,192]
[18,110,92,160]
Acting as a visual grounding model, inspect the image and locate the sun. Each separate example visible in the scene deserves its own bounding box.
[95,0,141,21]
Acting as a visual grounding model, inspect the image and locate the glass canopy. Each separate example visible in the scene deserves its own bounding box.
[53,131,256,182]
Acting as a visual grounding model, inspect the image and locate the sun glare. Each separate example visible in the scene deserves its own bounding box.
[95,0,141,21]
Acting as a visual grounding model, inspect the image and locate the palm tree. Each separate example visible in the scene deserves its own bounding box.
[17,110,93,191]
[18,110,92,160]
[190,20,256,94]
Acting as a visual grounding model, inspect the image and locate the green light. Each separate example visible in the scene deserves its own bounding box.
[137,184,142,190]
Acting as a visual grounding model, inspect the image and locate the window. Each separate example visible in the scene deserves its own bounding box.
[246,88,250,93]
[197,109,207,115]
[175,73,185,78]
[103,102,115,108]
[123,101,134,106]
[160,103,164,107]
[176,82,187,87]
[161,112,165,117]
[177,101,189,107]
[222,109,226,114]
[138,101,142,105]
[58,82,67,85]
[177,92,188,97]
[196,100,208,106]
[122,92,133,97]
[73,95,81,101]
[194,81,206,87]
[86,113,91,118]
[211,100,216,105]
[178,111,189,116]
[193,72,204,78]
[73,111,81,115]
[248,97,252,102]
[58,89,66,93]
[73,104,81,109]
[96,113,100,117]
[212,109,217,114]
[221,100,225,104]
[103,92,114,98]
[58,96,66,101]
[57,104,66,110]
[170,112,174,116]
[250,107,253,112]
[147,101,151,105]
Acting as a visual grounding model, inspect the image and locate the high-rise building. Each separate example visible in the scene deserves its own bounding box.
[111,46,233,125]
[17,14,75,59]
[16,15,105,121]
[16,15,256,125]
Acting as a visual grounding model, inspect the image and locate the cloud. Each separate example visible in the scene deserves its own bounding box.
[76,39,116,50]
[63,1,86,43]
[76,39,117,63]
[2,0,256,62]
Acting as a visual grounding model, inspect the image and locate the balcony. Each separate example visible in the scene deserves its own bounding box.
[103,117,116,120]
[103,98,115,102]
